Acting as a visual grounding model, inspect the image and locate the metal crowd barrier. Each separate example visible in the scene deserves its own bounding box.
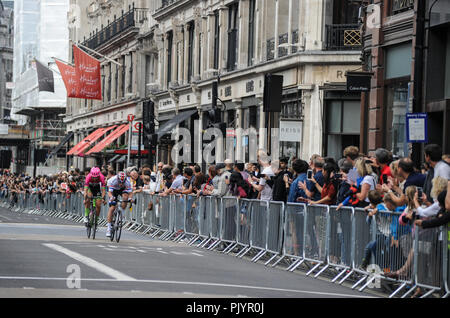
[3,190,448,298]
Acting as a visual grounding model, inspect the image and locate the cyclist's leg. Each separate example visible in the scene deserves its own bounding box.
[94,197,102,218]
[84,190,93,223]
[106,190,119,236]
[120,192,130,211]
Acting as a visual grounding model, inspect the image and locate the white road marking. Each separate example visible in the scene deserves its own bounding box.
[0,276,376,298]
[170,251,185,255]
[191,253,204,257]
[43,243,136,282]
[0,215,13,221]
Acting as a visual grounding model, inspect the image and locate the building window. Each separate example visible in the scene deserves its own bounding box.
[107,63,112,102]
[115,62,119,100]
[391,0,414,15]
[281,89,303,120]
[121,56,126,97]
[227,2,239,71]
[280,89,303,159]
[385,82,409,157]
[213,10,220,70]
[167,31,173,86]
[248,0,256,66]
[198,32,202,76]
[325,99,361,160]
[187,21,195,82]
[128,52,133,94]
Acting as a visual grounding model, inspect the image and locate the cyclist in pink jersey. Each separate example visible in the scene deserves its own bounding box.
[83,167,106,225]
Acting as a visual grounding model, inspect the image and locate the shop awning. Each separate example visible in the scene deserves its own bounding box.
[66,126,116,156]
[47,132,74,159]
[108,154,122,163]
[156,109,197,140]
[85,124,130,155]
[116,156,127,163]
[75,126,117,156]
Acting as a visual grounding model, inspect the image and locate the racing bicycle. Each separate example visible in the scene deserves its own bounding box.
[86,196,104,240]
[110,197,136,243]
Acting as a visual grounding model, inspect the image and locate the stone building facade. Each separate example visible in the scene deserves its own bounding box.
[65,0,161,169]
[65,0,365,169]
[361,0,450,160]
[146,0,364,164]
[0,0,13,124]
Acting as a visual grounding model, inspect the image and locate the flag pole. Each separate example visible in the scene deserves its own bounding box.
[51,56,75,67]
[74,42,123,67]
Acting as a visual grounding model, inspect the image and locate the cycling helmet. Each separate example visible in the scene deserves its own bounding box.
[90,167,101,178]
[118,172,127,183]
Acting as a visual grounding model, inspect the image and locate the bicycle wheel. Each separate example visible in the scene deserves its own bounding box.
[110,211,116,242]
[115,209,123,243]
[86,208,93,239]
[92,214,97,240]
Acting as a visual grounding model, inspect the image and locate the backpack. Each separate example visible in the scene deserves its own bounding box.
[344,176,375,208]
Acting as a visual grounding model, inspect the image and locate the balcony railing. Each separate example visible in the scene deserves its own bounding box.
[159,0,182,10]
[82,8,148,51]
[325,24,362,51]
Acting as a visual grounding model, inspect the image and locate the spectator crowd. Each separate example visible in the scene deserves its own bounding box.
[1,144,449,297]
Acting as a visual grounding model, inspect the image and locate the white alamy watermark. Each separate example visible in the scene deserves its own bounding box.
[366,264,382,289]
[366,4,381,30]
[66,264,81,289]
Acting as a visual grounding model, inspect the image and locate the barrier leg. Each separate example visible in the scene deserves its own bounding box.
[352,275,368,290]
[331,268,348,283]
[264,254,279,267]
[314,264,330,278]
[188,235,200,246]
[271,255,285,268]
[288,259,305,272]
[223,243,237,254]
[420,288,438,298]
[389,282,407,298]
[400,285,417,298]
[306,262,322,276]
[358,276,377,292]
[338,269,354,285]
[252,250,266,263]
[236,246,251,258]
[207,240,222,251]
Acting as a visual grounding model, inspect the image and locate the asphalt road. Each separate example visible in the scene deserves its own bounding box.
[0,206,378,298]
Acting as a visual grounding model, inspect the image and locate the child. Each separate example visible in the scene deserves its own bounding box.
[361,192,406,270]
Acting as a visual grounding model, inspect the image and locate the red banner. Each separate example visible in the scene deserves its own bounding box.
[73,45,102,100]
[54,60,79,98]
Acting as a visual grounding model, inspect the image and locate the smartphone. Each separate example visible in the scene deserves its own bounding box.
[307,170,313,180]
[417,187,423,200]
[382,174,388,184]
[335,173,342,179]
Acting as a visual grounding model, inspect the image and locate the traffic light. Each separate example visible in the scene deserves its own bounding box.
[142,100,157,167]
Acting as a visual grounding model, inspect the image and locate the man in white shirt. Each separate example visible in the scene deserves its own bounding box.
[248,151,274,201]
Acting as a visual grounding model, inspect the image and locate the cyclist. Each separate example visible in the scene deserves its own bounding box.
[106,171,133,237]
[84,167,106,226]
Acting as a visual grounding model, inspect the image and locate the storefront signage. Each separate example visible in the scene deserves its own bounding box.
[346,72,373,92]
[280,121,302,142]
[406,113,428,143]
